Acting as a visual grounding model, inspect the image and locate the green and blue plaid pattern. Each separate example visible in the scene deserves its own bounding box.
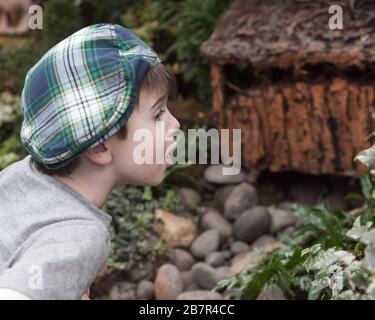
[20,23,161,169]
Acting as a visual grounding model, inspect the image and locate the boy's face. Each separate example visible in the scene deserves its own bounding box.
[107,88,180,186]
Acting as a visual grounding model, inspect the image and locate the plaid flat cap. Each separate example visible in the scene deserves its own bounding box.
[20,23,161,169]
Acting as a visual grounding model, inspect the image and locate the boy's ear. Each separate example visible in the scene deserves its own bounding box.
[84,143,113,166]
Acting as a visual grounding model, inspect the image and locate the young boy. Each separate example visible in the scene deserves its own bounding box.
[0,23,180,300]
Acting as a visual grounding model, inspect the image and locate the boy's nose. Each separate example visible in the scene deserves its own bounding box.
[169,113,181,131]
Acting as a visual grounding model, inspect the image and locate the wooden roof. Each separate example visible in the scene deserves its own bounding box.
[200,0,375,71]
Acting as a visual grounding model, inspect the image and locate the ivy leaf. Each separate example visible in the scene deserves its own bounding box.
[347,217,373,240]
[361,230,375,246]
[363,246,375,272]
[355,145,375,171]
[345,192,364,201]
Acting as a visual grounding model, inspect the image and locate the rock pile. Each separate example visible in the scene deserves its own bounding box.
[105,164,351,300]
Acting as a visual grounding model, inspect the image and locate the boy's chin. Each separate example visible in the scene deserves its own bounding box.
[117,164,167,187]
[143,179,164,187]
[143,168,167,186]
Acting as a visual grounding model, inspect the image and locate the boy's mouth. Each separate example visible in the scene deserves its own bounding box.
[165,141,178,165]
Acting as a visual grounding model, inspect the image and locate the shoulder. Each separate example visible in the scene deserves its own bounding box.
[0,220,111,300]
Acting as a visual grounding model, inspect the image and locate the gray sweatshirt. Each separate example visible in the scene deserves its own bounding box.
[0,155,112,299]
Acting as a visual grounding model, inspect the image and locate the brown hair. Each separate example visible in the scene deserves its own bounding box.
[31,63,177,177]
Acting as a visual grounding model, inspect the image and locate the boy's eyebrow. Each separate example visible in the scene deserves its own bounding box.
[150,94,168,111]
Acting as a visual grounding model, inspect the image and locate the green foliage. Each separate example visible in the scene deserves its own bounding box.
[0,92,21,128]
[159,188,184,213]
[0,43,42,94]
[289,204,355,250]
[0,0,135,95]
[218,248,308,300]
[0,135,24,169]
[121,0,166,51]
[121,0,233,103]
[217,202,355,299]
[0,92,25,169]
[41,0,83,49]
[302,217,375,299]
[103,182,186,271]
[103,186,163,271]
[157,0,232,102]
[42,0,134,49]
[346,175,375,224]
[217,174,375,300]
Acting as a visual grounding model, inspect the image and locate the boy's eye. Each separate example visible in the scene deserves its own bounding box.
[155,108,166,121]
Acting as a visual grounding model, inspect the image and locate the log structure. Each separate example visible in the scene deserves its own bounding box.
[0,0,34,35]
[201,0,375,176]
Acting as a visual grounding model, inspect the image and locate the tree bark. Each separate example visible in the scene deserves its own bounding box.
[222,78,374,175]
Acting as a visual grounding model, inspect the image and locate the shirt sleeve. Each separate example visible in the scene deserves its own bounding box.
[0,220,111,300]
